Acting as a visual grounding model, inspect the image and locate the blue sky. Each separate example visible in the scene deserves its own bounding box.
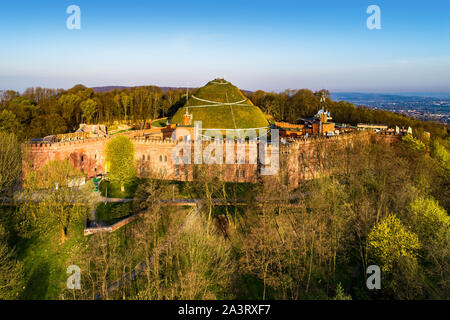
[0,0,449,93]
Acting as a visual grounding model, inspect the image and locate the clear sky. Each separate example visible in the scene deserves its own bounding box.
[0,0,449,93]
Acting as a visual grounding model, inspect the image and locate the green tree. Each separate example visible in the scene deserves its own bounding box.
[58,94,81,129]
[22,160,91,243]
[367,214,423,298]
[333,283,352,300]
[0,132,22,195]
[105,136,136,192]
[402,134,426,152]
[0,110,22,135]
[121,93,130,121]
[432,139,450,170]
[409,196,450,297]
[29,114,67,138]
[0,225,23,299]
[80,99,98,124]
[410,196,449,242]
[367,214,421,273]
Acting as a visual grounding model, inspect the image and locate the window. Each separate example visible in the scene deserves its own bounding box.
[81,155,84,163]
[159,155,162,162]
[241,170,245,178]
[142,155,145,161]
[164,155,167,163]
[147,155,150,161]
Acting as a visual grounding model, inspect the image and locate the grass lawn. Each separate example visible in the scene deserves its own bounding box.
[1,206,88,300]
[95,202,135,224]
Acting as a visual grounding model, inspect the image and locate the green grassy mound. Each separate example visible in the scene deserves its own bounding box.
[170,79,269,130]
[171,104,269,129]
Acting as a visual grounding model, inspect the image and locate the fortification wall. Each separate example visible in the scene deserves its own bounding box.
[23,138,108,178]
[23,131,397,186]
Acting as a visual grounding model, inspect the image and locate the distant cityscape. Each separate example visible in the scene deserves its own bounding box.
[331,92,450,124]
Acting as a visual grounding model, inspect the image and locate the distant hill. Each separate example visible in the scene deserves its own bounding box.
[91,85,198,93]
[91,85,254,95]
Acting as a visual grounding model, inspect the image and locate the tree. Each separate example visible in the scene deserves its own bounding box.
[22,160,92,243]
[0,110,22,136]
[138,210,235,299]
[367,214,421,273]
[0,132,22,195]
[409,196,450,297]
[402,134,426,152]
[29,114,67,138]
[0,225,23,299]
[58,94,81,129]
[367,214,422,298]
[121,93,130,121]
[333,283,352,300]
[410,196,449,242]
[105,136,136,192]
[432,139,450,171]
[80,99,98,124]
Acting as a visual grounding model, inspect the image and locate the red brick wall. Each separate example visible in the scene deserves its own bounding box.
[23,132,382,187]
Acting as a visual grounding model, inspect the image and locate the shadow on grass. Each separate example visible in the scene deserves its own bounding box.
[19,261,50,300]
[95,202,135,225]
[99,178,141,199]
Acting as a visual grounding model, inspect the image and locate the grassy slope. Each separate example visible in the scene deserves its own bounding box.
[0,206,88,300]
[170,80,269,129]
[171,105,269,129]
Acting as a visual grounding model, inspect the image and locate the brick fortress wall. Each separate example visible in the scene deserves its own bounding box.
[23,132,400,187]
